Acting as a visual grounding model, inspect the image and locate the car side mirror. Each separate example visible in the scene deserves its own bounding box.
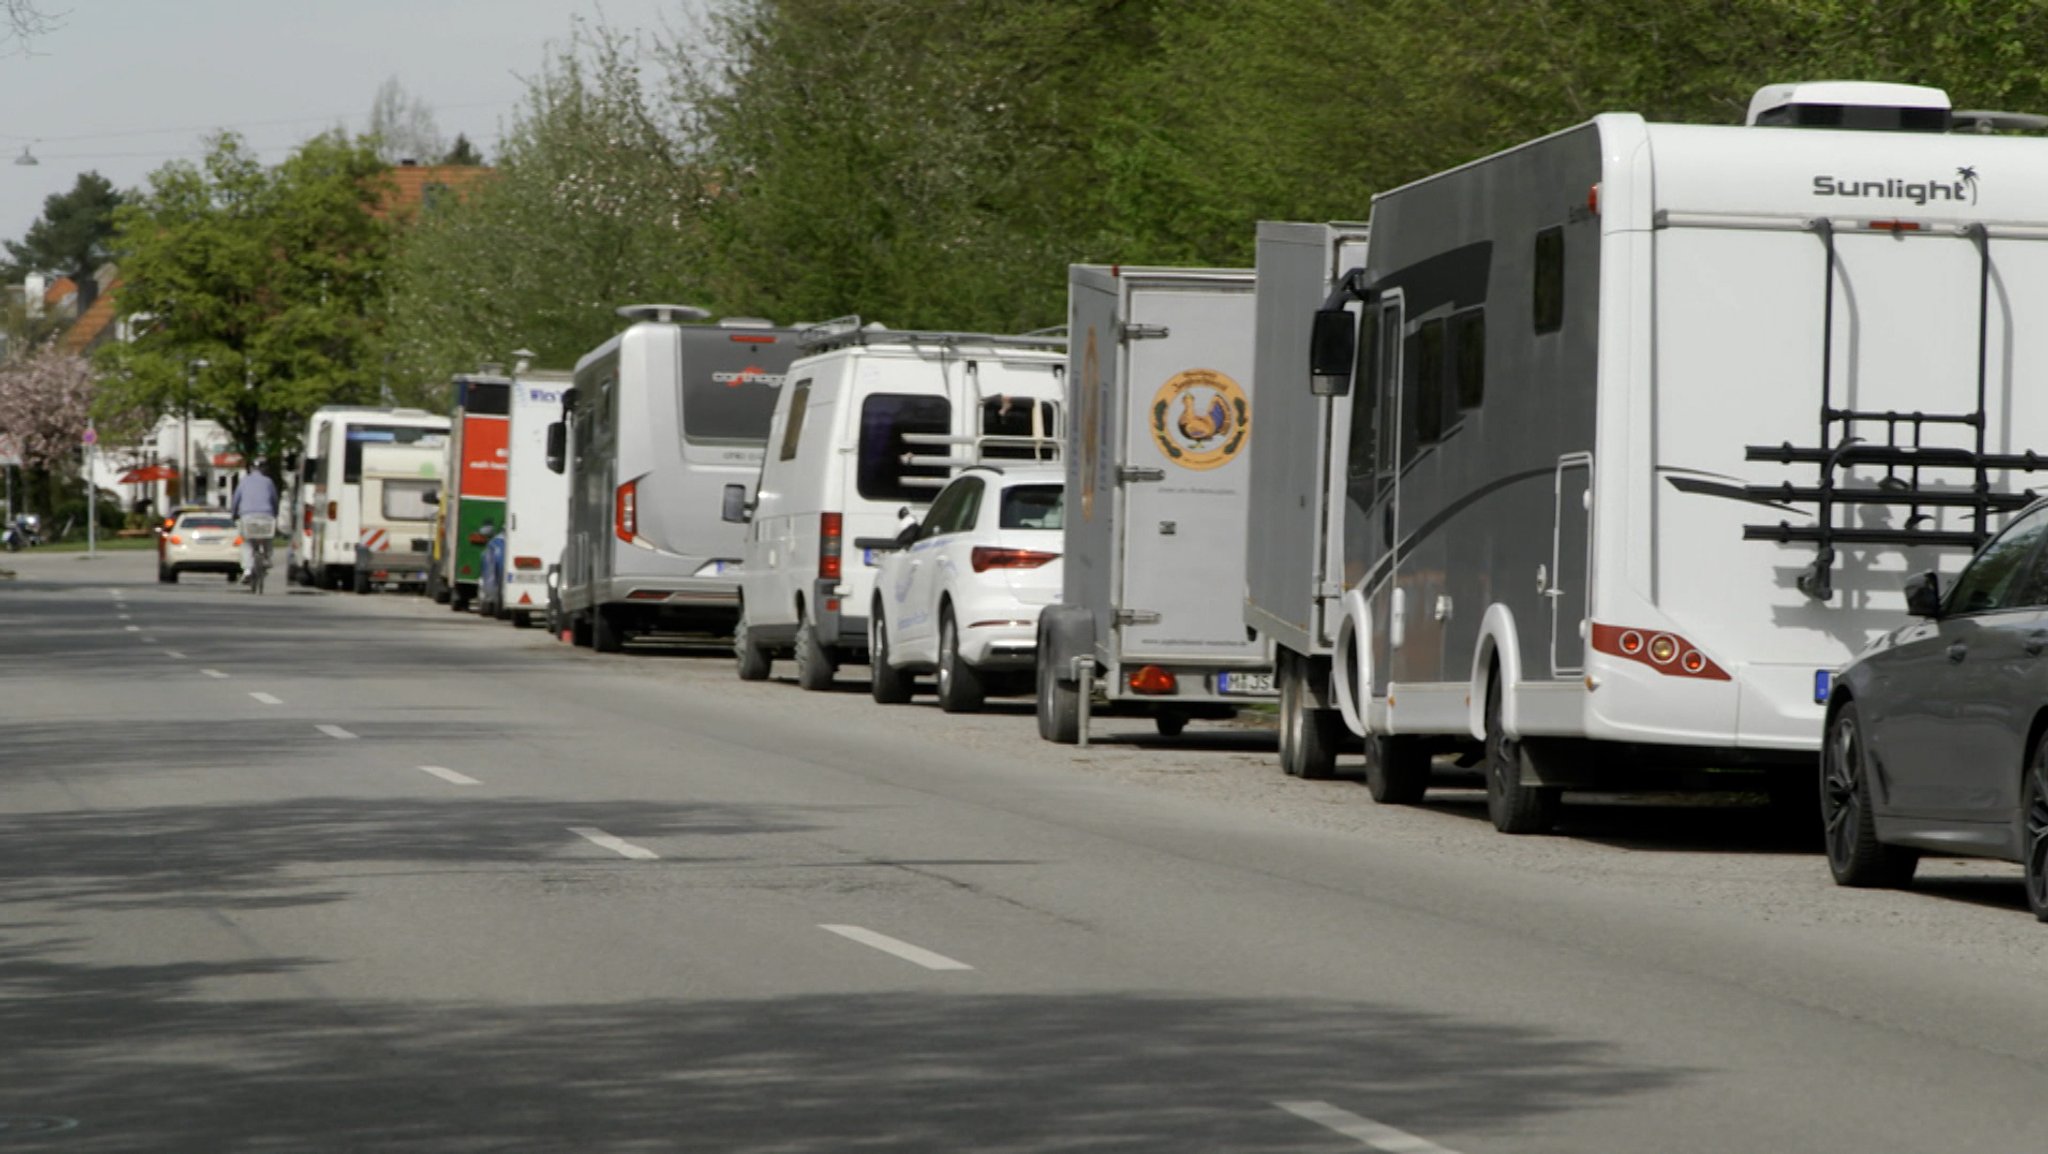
[1309,308,1356,397]
[721,484,751,524]
[895,523,919,547]
[546,422,566,474]
[1904,570,1943,617]
[851,536,898,552]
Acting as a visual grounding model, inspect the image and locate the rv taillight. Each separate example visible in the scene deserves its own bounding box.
[1587,183,1601,215]
[615,480,638,543]
[302,506,313,533]
[819,512,843,580]
[1865,219,1922,233]
[1127,665,1178,695]
[729,334,777,344]
[326,500,338,521]
[1590,623,1730,681]
[513,556,543,571]
[970,547,1059,573]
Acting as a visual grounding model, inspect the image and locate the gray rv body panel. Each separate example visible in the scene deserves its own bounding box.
[1064,265,1271,702]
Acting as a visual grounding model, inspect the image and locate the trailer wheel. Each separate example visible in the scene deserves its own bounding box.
[352,567,370,595]
[1036,643,1080,744]
[734,613,772,681]
[570,612,593,648]
[935,608,985,713]
[1484,672,1560,834]
[1365,735,1431,804]
[794,620,836,691]
[868,606,914,704]
[1154,712,1188,738]
[1279,650,1341,780]
[592,606,623,653]
[511,611,534,630]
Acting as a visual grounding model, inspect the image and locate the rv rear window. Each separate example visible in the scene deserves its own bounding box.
[858,394,953,503]
[1533,227,1565,334]
[343,425,443,483]
[683,339,789,443]
[981,397,1059,461]
[382,480,438,522]
[778,379,812,461]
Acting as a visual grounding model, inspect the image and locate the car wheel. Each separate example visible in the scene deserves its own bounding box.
[2026,737,2048,922]
[1279,650,1341,780]
[935,607,985,713]
[1820,701,1919,888]
[794,619,835,691]
[734,612,772,681]
[1484,672,1559,834]
[570,612,593,648]
[1154,712,1187,737]
[1365,734,1432,804]
[163,567,180,584]
[157,564,174,584]
[592,606,623,653]
[1036,642,1080,744]
[869,606,914,705]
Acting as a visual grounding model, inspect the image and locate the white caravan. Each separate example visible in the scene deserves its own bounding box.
[497,368,572,626]
[733,321,1065,690]
[1278,81,2048,832]
[290,406,450,589]
[1036,267,1271,743]
[1245,222,1371,778]
[349,441,443,593]
[553,306,805,652]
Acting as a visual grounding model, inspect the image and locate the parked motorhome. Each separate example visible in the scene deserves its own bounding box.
[350,440,442,593]
[1286,81,2048,832]
[1245,223,1373,779]
[1036,266,1270,743]
[734,320,1065,690]
[428,374,511,612]
[488,367,573,626]
[554,306,804,652]
[289,406,450,589]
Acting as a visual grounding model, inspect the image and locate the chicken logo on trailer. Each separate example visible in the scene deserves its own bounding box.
[1149,368,1249,471]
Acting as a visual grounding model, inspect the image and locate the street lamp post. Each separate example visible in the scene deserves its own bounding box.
[184,358,208,505]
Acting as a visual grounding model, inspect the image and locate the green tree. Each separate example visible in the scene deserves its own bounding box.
[5,171,123,301]
[96,132,393,473]
[442,132,485,166]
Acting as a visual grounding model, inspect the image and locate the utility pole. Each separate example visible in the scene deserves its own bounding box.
[83,423,98,558]
[184,357,210,505]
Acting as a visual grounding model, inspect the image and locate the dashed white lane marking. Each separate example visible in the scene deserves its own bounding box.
[123,625,140,632]
[568,826,659,861]
[202,669,229,679]
[418,765,480,785]
[249,692,282,705]
[117,613,131,620]
[818,925,974,971]
[162,650,185,659]
[316,724,357,740]
[1272,1101,1463,1154]
[141,636,158,643]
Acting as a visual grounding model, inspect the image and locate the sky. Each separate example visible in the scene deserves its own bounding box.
[0,0,710,247]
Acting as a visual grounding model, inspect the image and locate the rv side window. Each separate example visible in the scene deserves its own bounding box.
[1451,309,1485,410]
[981,397,1059,460]
[1533,227,1565,334]
[778,379,812,462]
[857,394,953,503]
[1346,308,1379,500]
[382,480,438,522]
[1408,318,1446,449]
[1374,305,1400,480]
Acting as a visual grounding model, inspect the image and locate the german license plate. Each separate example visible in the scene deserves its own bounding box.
[1217,671,1277,696]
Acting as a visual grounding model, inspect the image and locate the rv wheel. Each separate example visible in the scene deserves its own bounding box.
[794,621,835,691]
[592,607,623,653]
[1364,735,1430,804]
[868,608,913,705]
[1483,674,1560,834]
[734,614,772,681]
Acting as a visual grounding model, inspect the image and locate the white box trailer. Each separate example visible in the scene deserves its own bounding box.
[1246,221,1372,780]
[349,441,443,593]
[1036,266,1271,744]
[1286,82,2048,832]
[494,368,572,626]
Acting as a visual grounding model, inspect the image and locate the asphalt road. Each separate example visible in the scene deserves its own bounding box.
[4,550,2047,1153]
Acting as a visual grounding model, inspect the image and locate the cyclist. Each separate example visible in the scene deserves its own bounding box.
[228,461,279,586]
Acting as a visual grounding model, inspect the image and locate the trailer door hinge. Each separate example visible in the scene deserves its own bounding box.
[1118,466,1166,484]
[1115,609,1162,626]
[1121,323,1170,341]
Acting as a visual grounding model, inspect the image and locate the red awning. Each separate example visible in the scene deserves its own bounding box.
[118,463,181,484]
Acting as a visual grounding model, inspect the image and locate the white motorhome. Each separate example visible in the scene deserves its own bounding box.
[289,407,450,589]
[733,321,1065,690]
[494,368,572,626]
[1036,267,1271,743]
[1267,82,2048,832]
[553,306,805,652]
[349,440,443,593]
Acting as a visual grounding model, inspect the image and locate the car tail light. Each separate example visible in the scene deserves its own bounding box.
[819,512,842,581]
[233,535,244,546]
[1590,623,1730,680]
[303,506,313,533]
[326,500,338,521]
[971,547,1059,573]
[1128,665,1178,695]
[167,534,183,545]
[615,480,638,543]
[514,556,543,571]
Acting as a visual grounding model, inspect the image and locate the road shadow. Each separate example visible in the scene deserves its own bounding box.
[1410,784,1822,855]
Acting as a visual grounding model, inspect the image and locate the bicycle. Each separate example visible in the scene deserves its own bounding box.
[239,514,276,595]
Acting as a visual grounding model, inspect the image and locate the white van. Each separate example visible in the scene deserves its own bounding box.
[732,321,1065,690]
[495,368,572,626]
[289,406,450,589]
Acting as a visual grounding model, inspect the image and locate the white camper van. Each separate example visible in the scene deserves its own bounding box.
[494,368,572,626]
[553,306,805,652]
[1035,267,1271,744]
[349,440,443,593]
[1245,223,1371,779]
[1274,82,2048,832]
[290,407,451,589]
[733,321,1065,690]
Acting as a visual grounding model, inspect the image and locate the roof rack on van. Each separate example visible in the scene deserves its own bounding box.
[616,304,712,324]
[797,313,1068,354]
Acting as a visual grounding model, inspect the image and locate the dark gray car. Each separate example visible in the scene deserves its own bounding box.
[1823,499,2048,920]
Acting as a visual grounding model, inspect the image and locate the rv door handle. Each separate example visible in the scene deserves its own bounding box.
[1947,640,1968,663]
[2026,631,2048,657]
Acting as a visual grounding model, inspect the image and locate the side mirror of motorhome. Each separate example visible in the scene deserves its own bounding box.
[1309,308,1356,396]
[721,483,751,524]
[545,422,566,474]
[1903,570,1943,617]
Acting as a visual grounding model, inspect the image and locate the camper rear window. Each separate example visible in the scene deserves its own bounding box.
[382,480,438,522]
[980,397,1059,460]
[682,340,789,443]
[344,426,443,483]
[858,394,952,502]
